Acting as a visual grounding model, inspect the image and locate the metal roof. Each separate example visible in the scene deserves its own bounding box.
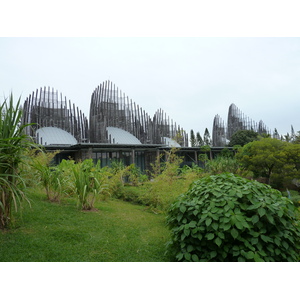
[107,127,142,145]
[162,137,181,147]
[36,127,78,146]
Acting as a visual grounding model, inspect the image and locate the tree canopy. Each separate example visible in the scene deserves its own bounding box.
[236,138,300,186]
[228,130,259,147]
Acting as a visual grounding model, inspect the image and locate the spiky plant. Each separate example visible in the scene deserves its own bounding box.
[29,150,63,202]
[0,94,35,228]
[72,160,100,210]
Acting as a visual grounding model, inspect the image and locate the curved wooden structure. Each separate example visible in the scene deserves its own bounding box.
[89,80,188,146]
[212,114,226,147]
[212,103,270,146]
[21,87,89,144]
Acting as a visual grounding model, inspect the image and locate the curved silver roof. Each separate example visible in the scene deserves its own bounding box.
[107,127,142,144]
[162,137,181,147]
[36,127,78,145]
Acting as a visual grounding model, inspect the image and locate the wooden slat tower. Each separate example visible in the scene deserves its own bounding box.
[212,103,270,146]
[21,87,89,143]
[212,114,226,147]
[89,80,188,146]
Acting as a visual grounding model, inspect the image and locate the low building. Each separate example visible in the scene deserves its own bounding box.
[22,81,219,170]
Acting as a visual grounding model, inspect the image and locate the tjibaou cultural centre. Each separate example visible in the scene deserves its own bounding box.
[21,80,270,171]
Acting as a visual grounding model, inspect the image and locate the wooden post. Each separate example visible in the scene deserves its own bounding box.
[131,148,135,165]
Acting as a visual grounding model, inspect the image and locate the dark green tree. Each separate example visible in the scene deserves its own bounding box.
[236,138,287,185]
[228,130,259,147]
[196,132,204,147]
[190,130,196,147]
[203,128,211,146]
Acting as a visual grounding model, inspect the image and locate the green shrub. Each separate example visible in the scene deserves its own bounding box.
[206,156,240,175]
[56,159,77,197]
[69,159,109,210]
[118,185,147,205]
[28,150,64,202]
[126,164,148,186]
[166,173,300,262]
[141,159,202,211]
[282,190,300,207]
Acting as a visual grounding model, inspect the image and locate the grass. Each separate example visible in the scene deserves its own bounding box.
[0,188,171,262]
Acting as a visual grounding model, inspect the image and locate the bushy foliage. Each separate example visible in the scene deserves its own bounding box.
[236,138,300,188]
[101,160,147,199]
[166,173,300,262]
[71,159,101,210]
[27,150,64,202]
[140,149,203,211]
[228,130,259,147]
[206,155,240,175]
[126,164,148,186]
[282,190,300,207]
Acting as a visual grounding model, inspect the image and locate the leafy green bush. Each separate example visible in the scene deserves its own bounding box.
[206,155,240,175]
[166,173,300,262]
[228,129,259,147]
[71,159,100,210]
[28,150,64,202]
[140,150,203,211]
[126,164,148,186]
[118,185,148,205]
[235,138,300,188]
[282,190,300,208]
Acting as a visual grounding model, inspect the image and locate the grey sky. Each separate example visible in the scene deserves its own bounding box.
[1,37,300,139]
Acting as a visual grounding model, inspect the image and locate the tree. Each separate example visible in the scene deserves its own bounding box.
[236,138,287,185]
[190,130,196,147]
[278,142,300,187]
[228,130,259,147]
[203,128,211,146]
[196,132,204,147]
[198,145,211,169]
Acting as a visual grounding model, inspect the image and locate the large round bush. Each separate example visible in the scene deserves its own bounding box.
[166,173,300,262]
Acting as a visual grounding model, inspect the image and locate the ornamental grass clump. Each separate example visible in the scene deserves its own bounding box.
[70,159,111,210]
[0,94,35,229]
[29,150,63,202]
[166,173,300,262]
[72,159,101,210]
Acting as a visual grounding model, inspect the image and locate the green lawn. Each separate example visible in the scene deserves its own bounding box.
[0,189,171,262]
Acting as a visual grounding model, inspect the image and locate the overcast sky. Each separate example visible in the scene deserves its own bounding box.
[1,37,299,138]
[1,1,300,140]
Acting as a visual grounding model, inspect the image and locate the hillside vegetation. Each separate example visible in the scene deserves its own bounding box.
[1,96,300,261]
